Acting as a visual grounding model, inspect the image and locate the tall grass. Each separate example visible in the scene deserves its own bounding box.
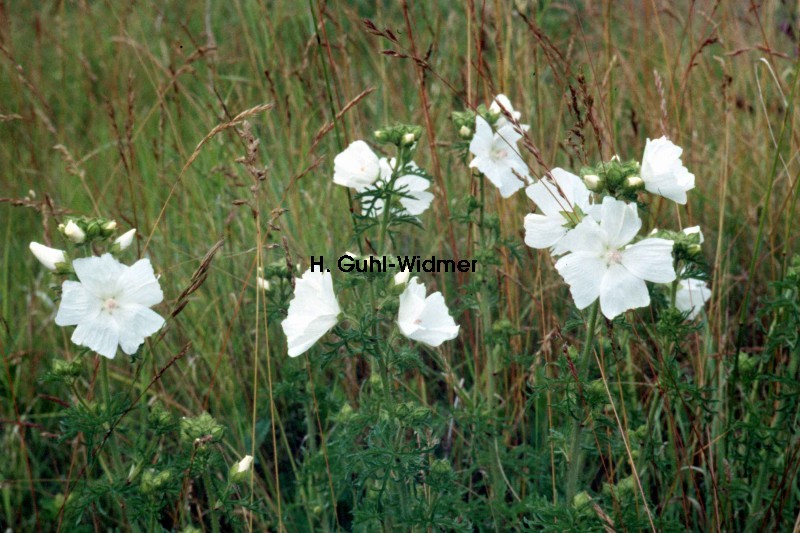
[2,1,799,530]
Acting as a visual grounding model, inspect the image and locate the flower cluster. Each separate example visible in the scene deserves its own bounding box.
[514,127,707,320]
[29,221,164,359]
[280,266,458,357]
[333,126,434,220]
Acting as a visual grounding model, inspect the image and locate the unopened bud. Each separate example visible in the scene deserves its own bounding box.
[402,132,415,146]
[29,242,67,271]
[64,220,86,243]
[114,229,136,251]
[459,125,472,139]
[626,176,644,188]
[103,220,118,231]
[583,174,601,190]
[257,277,270,290]
[394,270,410,285]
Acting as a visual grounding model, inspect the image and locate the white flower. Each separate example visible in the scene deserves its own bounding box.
[489,94,525,128]
[281,268,341,357]
[365,158,433,217]
[333,140,381,191]
[675,277,711,319]
[468,116,530,198]
[397,277,459,347]
[524,168,592,255]
[394,269,410,286]
[640,136,695,204]
[555,197,676,319]
[64,220,86,243]
[55,254,165,359]
[235,455,253,474]
[114,229,136,251]
[30,242,67,271]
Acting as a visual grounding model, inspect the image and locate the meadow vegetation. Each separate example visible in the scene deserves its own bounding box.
[2,1,800,530]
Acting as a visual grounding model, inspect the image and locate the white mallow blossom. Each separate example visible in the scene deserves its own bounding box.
[30,242,67,271]
[55,254,165,359]
[114,229,136,251]
[333,140,381,191]
[489,94,524,128]
[281,268,341,357]
[675,277,711,319]
[555,197,676,320]
[365,158,433,217]
[524,168,592,255]
[469,116,530,198]
[397,277,459,347]
[640,136,695,204]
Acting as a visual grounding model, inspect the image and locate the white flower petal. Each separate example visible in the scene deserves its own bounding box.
[116,305,165,354]
[117,258,164,307]
[621,238,676,283]
[523,213,567,250]
[555,252,606,309]
[73,254,126,297]
[599,197,641,249]
[599,264,650,319]
[558,218,605,256]
[55,281,101,326]
[71,313,120,359]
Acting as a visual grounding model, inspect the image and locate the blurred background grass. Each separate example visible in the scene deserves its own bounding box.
[2,0,799,530]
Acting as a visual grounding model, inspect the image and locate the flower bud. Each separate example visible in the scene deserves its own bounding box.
[103,220,118,231]
[402,132,416,146]
[583,174,601,190]
[29,242,67,271]
[394,270,410,286]
[459,125,472,139]
[626,176,644,188]
[257,277,270,290]
[114,228,136,251]
[572,491,592,510]
[63,220,86,243]
[682,225,704,244]
[229,455,254,482]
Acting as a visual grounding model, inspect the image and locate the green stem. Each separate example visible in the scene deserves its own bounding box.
[566,300,600,503]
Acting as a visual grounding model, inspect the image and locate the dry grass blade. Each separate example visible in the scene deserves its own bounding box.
[171,239,225,319]
[309,86,376,154]
[143,104,273,254]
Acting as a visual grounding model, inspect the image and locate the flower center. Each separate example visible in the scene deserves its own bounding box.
[606,249,623,265]
[490,147,508,161]
[103,297,119,314]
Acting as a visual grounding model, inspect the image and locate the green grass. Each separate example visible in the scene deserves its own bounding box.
[2,1,800,531]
